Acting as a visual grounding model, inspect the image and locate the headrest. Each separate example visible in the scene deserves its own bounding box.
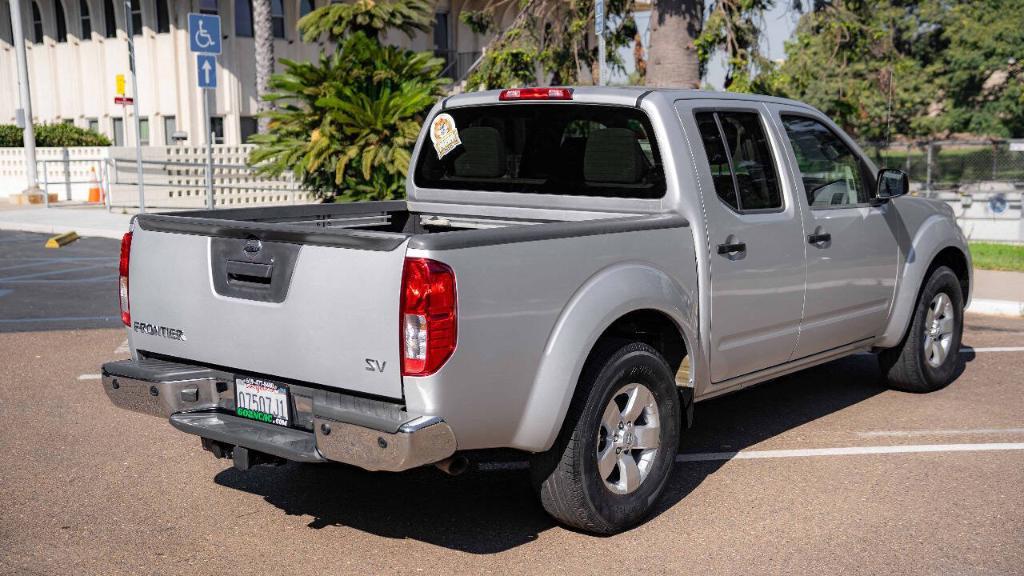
[453,127,505,179]
[583,128,644,184]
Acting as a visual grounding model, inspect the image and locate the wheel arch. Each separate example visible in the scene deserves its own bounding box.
[877,214,972,348]
[511,262,698,453]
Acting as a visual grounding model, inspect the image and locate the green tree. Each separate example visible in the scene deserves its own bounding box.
[938,0,1024,137]
[760,0,1024,140]
[460,0,638,88]
[248,0,447,201]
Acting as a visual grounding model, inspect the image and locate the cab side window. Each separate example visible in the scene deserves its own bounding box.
[695,111,783,212]
[781,115,871,207]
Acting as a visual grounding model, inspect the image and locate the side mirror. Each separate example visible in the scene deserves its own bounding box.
[875,168,909,203]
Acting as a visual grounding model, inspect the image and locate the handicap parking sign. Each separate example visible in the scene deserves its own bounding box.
[188,13,221,55]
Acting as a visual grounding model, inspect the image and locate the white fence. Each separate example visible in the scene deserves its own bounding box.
[1,145,315,209]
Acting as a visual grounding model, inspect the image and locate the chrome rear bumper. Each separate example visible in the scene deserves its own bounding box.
[101,359,457,472]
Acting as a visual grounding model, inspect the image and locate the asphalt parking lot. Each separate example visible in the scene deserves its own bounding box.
[1,230,1022,575]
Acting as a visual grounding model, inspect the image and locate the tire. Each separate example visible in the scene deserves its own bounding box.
[880,266,964,392]
[531,340,681,534]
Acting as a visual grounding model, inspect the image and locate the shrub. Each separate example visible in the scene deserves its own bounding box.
[0,123,111,147]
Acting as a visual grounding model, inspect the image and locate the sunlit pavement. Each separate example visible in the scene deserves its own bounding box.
[1,230,1021,575]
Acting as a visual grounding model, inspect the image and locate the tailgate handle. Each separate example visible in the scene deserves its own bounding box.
[226,260,273,285]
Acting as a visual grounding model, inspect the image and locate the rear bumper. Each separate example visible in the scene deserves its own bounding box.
[101,359,457,472]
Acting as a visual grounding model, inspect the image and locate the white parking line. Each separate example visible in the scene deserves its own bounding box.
[962,346,1024,353]
[675,443,1024,462]
[77,374,101,380]
[857,428,1024,438]
[477,442,1024,471]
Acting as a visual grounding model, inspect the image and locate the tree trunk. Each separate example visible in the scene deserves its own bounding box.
[253,0,274,134]
[645,0,703,88]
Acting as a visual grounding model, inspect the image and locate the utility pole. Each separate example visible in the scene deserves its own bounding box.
[9,0,39,194]
[124,0,146,213]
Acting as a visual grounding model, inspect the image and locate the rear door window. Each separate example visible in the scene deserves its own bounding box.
[414,104,666,199]
[694,111,783,212]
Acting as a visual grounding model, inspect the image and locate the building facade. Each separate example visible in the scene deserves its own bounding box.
[0,0,499,146]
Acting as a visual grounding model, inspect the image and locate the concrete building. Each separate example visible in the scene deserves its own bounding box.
[0,0,497,146]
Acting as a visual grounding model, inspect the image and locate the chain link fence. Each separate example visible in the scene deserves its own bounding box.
[861,139,1024,193]
[862,139,1024,242]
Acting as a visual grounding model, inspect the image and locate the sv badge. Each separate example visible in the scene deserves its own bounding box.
[364,358,387,373]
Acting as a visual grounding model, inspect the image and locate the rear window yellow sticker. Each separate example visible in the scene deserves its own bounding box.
[430,113,462,159]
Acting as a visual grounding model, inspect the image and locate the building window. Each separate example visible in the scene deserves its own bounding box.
[234,0,252,37]
[80,0,92,39]
[55,0,69,41]
[156,0,169,33]
[1,3,12,45]
[31,1,43,43]
[87,118,99,132]
[299,0,313,18]
[271,0,284,38]
[62,118,75,125]
[137,118,150,145]
[112,117,125,146]
[239,116,258,143]
[163,116,177,144]
[199,0,217,15]
[103,0,116,37]
[129,0,141,34]
[210,116,224,144]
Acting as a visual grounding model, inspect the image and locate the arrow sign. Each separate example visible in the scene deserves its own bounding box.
[188,13,221,55]
[197,54,217,89]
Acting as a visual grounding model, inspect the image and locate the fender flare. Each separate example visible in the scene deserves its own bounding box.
[510,261,698,452]
[876,214,971,348]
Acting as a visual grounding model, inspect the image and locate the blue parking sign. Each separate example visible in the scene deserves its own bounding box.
[188,13,221,55]
[197,54,217,89]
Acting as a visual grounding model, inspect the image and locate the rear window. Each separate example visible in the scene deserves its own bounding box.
[414,104,666,199]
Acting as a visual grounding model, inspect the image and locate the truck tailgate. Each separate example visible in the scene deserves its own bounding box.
[127,227,407,400]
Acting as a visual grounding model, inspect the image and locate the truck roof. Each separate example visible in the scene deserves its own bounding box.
[442,86,820,113]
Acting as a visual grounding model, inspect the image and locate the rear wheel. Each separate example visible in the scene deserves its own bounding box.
[531,341,680,534]
[880,266,964,392]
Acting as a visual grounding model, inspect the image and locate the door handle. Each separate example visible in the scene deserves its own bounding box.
[807,232,831,245]
[717,241,747,255]
[226,260,274,285]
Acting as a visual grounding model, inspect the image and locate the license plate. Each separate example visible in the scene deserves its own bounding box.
[235,377,289,427]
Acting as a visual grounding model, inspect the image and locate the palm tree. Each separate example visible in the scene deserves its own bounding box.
[253,0,274,133]
[249,0,446,200]
[645,0,703,88]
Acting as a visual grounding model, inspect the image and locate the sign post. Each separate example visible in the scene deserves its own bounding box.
[189,13,221,210]
[124,0,145,213]
[595,0,606,86]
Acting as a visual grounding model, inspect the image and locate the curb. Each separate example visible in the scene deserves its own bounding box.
[0,220,127,240]
[967,298,1024,318]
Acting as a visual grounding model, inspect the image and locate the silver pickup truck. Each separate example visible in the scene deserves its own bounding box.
[102,87,971,534]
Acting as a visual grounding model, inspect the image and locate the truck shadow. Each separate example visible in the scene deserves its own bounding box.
[213,352,968,553]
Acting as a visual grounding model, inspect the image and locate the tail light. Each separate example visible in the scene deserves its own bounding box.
[498,87,574,101]
[118,231,132,326]
[401,257,456,376]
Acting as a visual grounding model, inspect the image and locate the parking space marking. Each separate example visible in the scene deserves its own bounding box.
[962,346,1024,353]
[0,315,119,325]
[675,443,1024,462]
[114,339,129,354]
[0,263,113,282]
[77,374,102,380]
[477,443,1024,471]
[857,428,1024,438]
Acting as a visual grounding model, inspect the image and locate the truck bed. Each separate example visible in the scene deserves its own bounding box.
[135,200,681,252]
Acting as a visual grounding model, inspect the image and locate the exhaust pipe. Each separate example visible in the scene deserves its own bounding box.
[434,455,469,476]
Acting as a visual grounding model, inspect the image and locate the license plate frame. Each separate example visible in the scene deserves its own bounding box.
[234,376,290,427]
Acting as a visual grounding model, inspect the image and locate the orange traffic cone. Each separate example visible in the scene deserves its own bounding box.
[87,167,103,203]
